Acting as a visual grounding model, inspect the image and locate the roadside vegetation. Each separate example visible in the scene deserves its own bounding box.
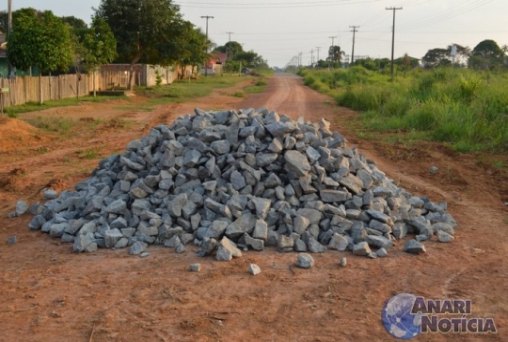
[300,67,508,152]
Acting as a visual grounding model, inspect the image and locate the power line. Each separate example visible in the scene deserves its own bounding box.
[386,7,402,81]
[349,25,359,64]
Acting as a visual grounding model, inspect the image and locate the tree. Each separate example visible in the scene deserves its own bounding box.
[395,54,419,71]
[213,41,267,72]
[96,0,182,88]
[328,45,344,65]
[469,39,505,69]
[422,48,450,68]
[82,16,117,96]
[175,22,207,77]
[8,9,74,74]
[7,8,74,103]
[447,44,470,66]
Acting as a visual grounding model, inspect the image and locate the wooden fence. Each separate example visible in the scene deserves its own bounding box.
[0,64,194,109]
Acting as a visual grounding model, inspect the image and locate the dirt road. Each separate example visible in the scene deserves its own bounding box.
[0,74,506,341]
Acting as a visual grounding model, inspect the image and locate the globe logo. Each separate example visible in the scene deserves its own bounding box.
[382,293,422,339]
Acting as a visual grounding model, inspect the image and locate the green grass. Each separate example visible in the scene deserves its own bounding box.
[137,74,247,106]
[300,67,508,152]
[77,148,100,160]
[5,95,122,117]
[24,115,129,136]
[244,78,268,94]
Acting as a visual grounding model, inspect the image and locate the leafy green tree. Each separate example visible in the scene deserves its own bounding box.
[328,45,344,64]
[395,54,419,71]
[422,48,451,68]
[96,0,182,88]
[172,21,207,77]
[447,44,470,66]
[8,8,74,74]
[214,41,267,72]
[61,16,88,39]
[82,16,117,96]
[469,39,505,69]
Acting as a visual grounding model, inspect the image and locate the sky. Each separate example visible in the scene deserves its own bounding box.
[8,0,508,67]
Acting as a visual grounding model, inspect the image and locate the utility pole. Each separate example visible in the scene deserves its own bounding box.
[349,26,359,65]
[310,49,314,66]
[201,15,214,77]
[316,47,320,64]
[298,52,303,67]
[226,31,233,42]
[7,0,13,77]
[386,7,402,81]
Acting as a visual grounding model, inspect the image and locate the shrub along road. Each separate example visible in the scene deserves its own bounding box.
[0,74,506,341]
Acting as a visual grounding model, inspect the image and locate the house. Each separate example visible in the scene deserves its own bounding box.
[204,52,227,75]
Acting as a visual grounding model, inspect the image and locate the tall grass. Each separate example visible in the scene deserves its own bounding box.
[300,67,508,152]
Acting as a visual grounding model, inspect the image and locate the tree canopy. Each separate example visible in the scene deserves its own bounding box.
[96,0,184,65]
[82,16,117,69]
[469,39,505,69]
[214,41,267,71]
[7,8,74,74]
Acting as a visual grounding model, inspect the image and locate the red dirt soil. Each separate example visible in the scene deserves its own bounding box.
[0,74,506,341]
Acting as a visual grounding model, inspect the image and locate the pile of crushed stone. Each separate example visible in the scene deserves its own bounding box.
[28,108,456,260]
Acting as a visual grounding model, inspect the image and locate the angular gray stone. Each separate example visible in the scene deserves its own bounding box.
[296,208,322,224]
[339,175,363,194]
[129,241,147,255]
[284,150,311,177]
[183,149,201,167]
[339,257,347,267]
[366,235,393,249]
[225,213,256,238]
[104,228,123,248]
[296,253,314,269]
[189,263,201,272]
[432,222,455,235]
[293,215,310,234]
[248,263,261,275]
[253,220,268,240]
[210,140,231,155]
[73,233,97,253]
[376,248,388,258]
[206,220,229,239]
[216,236,242,261]
[244,234,264,251]
[230,170,246,190]
[320,190,348,203]
[256,153,279,167]
[328,233,349,251]
[106,199,127,214]
[278,235,294,252]
[251,197,271,219]
[437,230,454,243]
[307,237,326,253]
[43,189,58,200]
[404,239,426,254]
[353,241,371,256]
[15,200,29,216]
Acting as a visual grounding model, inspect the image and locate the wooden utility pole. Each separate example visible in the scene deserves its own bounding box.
[226,31,233,42]
[7,0,13,77]
[349,26,359,65]
[201,15,214,77]
[386,7,403,81]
